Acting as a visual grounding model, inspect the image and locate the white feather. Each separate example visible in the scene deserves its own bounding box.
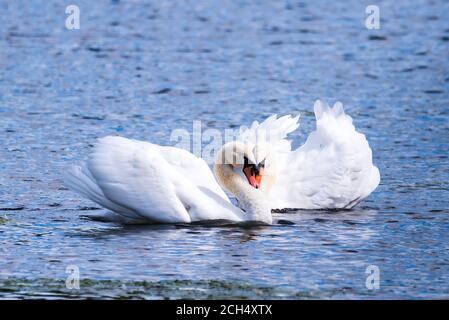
[65,136,243,223]
[238,113,300,154]
[65,100,380,223]
[269,100,380,209]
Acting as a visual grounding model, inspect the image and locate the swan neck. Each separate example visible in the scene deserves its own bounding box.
[234,179,272,224]
[214,163,272,224]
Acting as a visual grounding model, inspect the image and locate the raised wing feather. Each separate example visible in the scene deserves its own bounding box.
[270,100,380,209]
[238,113,300,154]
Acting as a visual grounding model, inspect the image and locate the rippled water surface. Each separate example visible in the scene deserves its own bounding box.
[1,0,448,299]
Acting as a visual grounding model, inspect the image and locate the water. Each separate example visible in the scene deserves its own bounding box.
[0,0,448,299]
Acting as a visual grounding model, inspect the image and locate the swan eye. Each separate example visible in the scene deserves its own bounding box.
[259,159,266,168]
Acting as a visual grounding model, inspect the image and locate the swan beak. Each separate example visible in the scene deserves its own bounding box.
[243,165,264,189]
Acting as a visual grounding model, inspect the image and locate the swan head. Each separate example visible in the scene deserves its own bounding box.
[213,141,277,194]
[213,141,275,224]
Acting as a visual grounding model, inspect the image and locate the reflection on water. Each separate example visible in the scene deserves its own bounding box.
[1,0,448,298]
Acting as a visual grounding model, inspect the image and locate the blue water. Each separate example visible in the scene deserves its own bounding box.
[0,0,448,299]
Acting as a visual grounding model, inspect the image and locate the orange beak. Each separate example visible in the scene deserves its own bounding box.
[243,165,264,189]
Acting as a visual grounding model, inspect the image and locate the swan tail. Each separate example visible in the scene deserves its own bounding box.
[64,164,137,217]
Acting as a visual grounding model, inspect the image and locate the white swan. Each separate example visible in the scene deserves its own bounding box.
[65,100,380,224]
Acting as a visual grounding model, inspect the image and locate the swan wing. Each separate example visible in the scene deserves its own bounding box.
[270,100,380,209]
[65,136,240,223]
[238,113,300,154]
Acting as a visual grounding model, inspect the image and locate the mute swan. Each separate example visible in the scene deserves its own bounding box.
[65,100,380,224]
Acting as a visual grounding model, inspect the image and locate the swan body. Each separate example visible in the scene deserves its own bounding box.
[65,137,272,224]
[65,100,380,224]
